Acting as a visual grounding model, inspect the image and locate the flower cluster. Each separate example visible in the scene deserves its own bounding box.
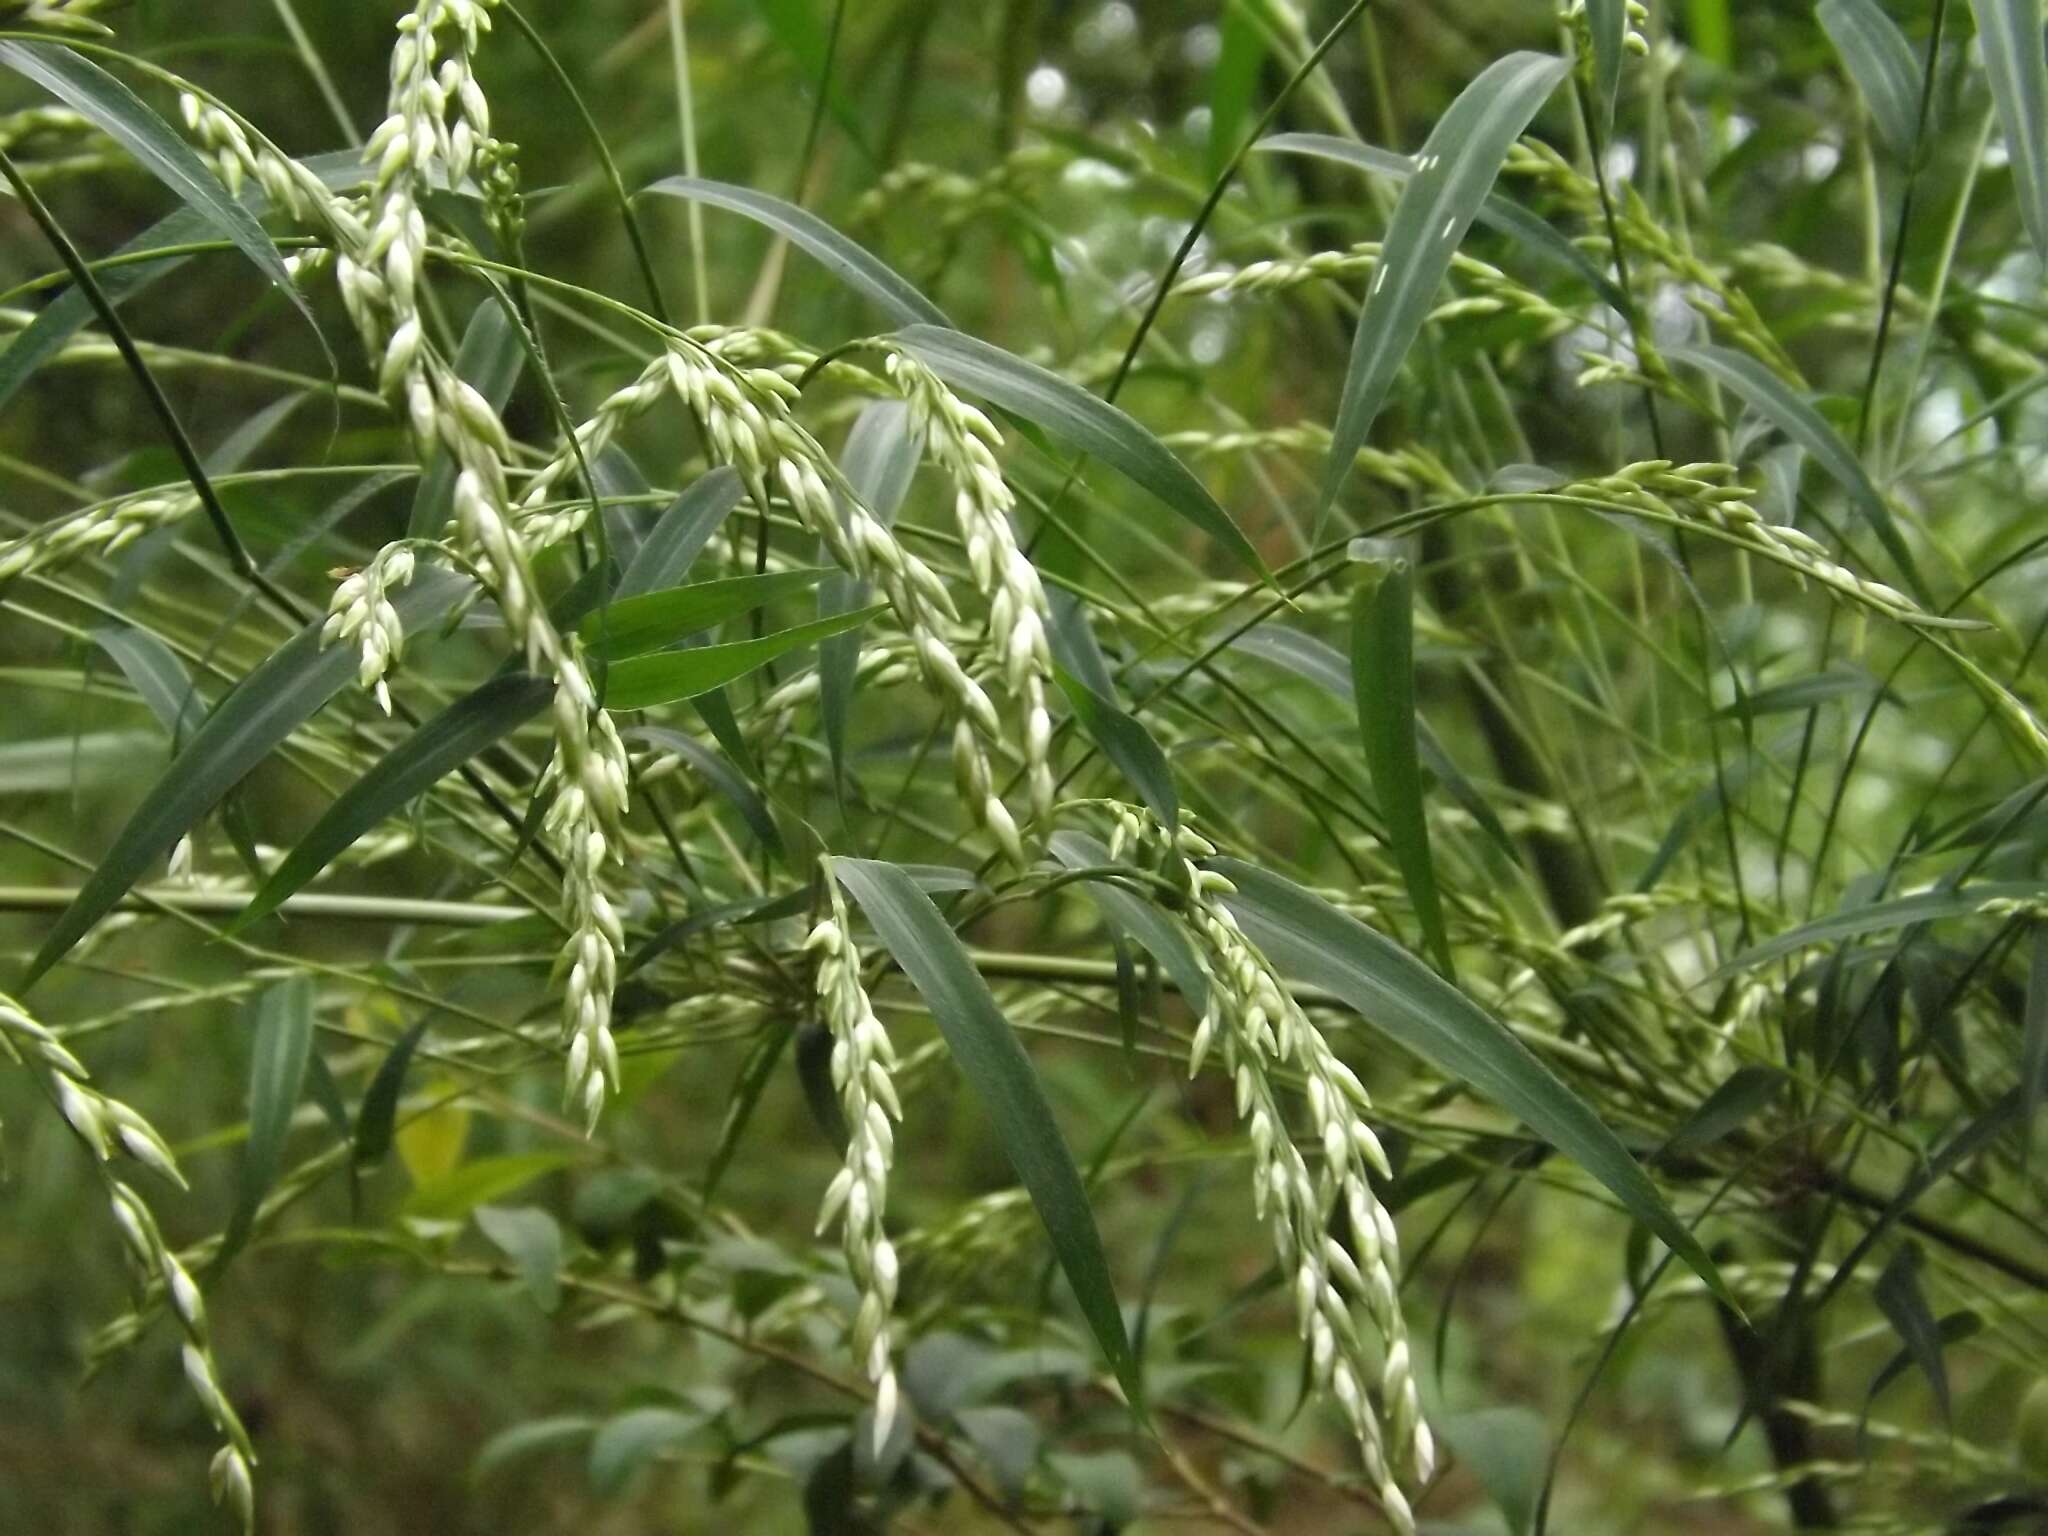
[0,995,255,1532]
[0,489,199,581]
[806,869,904,1453]
[885,350,1056,852]
[1108,809,1432,1533]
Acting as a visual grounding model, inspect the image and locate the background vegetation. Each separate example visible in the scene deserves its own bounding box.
[2,0,2046,1532]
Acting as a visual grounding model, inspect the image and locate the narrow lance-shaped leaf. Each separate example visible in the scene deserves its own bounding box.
[1819,0,1925,159]
[581,568,831,658]
[1873,1244,1951,1423]
[1207,1,1267,179]
[1056,668,1177,833]
[20,570,471,988]
[0,41,317,333]
[1710,880,2044,978]
[643,177,944,326]
[1969,0,2048,263]
[1666,342,1926,600]
[355,1017,432,1167]
[1350,558,1454,978]
[1587,0,1627,134]
[1320,52,1569,520]
[231,672,555,933]
[1212,859,1734,1306]
[822,401,922,779]
[411,302,528,536]
[617,467,746,598]
[891,325,1263,577]
[627,727,784,856]
[91,625,203,743]
[1256,133,1627,311]
[832,858,1144,1411]
[221,977,314,1266]
[602,605,883,711]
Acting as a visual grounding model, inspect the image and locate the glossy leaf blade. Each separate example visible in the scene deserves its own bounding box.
[1055,668,1177,832]
[582,568,830,658]
[0,41,309,320]
[1969,0,2048,262]
[832,857,1142,1409]
[1819,0,1924,158]
[1212,858,1731,1305]
[602,605,883,711]
[1666,342,1925,599]
[92,625,201,741]
[891,325,1262,576]
[1350,560,1453,977]
[1320,52,1569,515]
[618,468,746,598]
[643,177,945,326]
[222,977,314,1264]
[231,672,554,933]
[21,571,471,988]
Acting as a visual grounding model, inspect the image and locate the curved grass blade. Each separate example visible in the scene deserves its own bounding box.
[1208,2,1267,180]
[1969,0,2048,262]
[1350,558,1453,977]
[1318,52,1569,520]
[1212,858,1733,1306]
[602,605,883,711]
[0,41,314,332]
[624,886,808,977]
[1050,831,1209,1011]
[20,571,471,989]
[833,857,1143,1412]
[1872,1243,1949,1423]
[1587,0,1626,134]
[1660,1065,1784,1157]
[822,401,921,779]
[893,324,1260,576]
[702,1017,797,1201]
[1257,133,1625,311]
[642,177,945,326]
[1819,0,1924,159]
[355,1016,432,1167]
[220,976,314,1266]
[91,625,202,742]
[1710,880,2043,978]
[627,726,784,856]
[619,468,746,598]
[583,568,830,658]
[1666,342,1926,599]
[1055,668,1177,832]
[230,672,554,934]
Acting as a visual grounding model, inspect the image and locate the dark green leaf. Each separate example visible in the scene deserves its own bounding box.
[1212,859,1732,1305]
[1819,0,1924,158]
[91,625,201,742]
[355,1017,431,1167]
[1258,132,1627,310]
[23,572,470,987]
[1055,667,1176,832]
[475,1204,563,1313]
[891,324,1262,576]
[832,858,1142,1410]
[1712,881,2044,978]
[403,1151,580,1221]
[1661,1065,1784,1156]
[602,606,883,711]
[1873,1243,1949,1422]
[472,1415,595,1482]
[1969,0,2048,262]
[1587,0,1627,135]
[822,402,921,776]
[702,1018,797,1200]
[1714,667,1890,719]
[0,42,313,329]
[232,671,552,933]
[589,1405,712,1496]
[627,727,784,854]
[582,568,830,658]
[222,977,314,1265]
[1318,52,1570,518]
[1440,1407,1546,1535]
[1207,2,1267,179]
[624,886,808,977]
[1350,559,1453,977]
[643,177,943,326]
[617,468,745,598]
[1666,342,1925,599]
[1052,833,1210,1012]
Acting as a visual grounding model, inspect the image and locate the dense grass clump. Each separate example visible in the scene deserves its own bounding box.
[2,1,2046,1531]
